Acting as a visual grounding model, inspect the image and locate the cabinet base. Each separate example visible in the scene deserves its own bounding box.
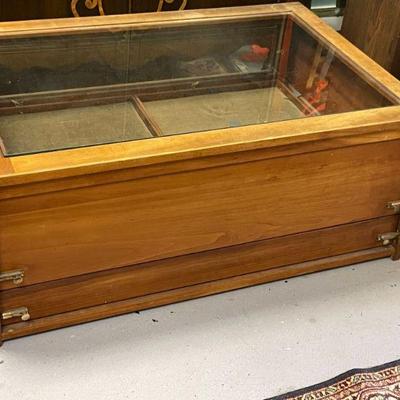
[0,247,391,343]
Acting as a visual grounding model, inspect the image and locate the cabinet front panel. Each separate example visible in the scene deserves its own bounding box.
[1,140,400,288]
[0,216,396,324]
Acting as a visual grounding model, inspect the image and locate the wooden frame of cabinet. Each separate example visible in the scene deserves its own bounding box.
[0,3,400,343]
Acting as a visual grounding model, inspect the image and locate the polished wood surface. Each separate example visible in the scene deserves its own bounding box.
[1,216,396,323]
[341,0,400,79]
[1,140,400,289]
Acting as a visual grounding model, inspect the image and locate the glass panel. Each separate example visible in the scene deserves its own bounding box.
[0,102,152,156]
[0,15,397,157]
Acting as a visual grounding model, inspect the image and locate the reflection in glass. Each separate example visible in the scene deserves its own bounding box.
[0,16,395,156]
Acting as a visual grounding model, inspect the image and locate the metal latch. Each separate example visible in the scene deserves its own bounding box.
[1,307,30,322]
[378,232,400,260]
[378,200,400,261]
[378,232,400,246]
[0,269,24,285]
[387,200,400,213]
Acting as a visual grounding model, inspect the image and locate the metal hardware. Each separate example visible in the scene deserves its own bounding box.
[71,0,105,17]
[1,307,30,322]
[378,201,400,260]
[378,232,400,246]
[378,232,400,260]
[387,200,400,214]
[157,0,188,12]
[71,0,188,16]
[0,269,24,285]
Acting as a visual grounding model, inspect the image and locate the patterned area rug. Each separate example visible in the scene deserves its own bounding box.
[265,359,400,400]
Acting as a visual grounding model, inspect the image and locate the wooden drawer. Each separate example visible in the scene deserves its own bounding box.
[0,215,397,331]
[1,140,400,290]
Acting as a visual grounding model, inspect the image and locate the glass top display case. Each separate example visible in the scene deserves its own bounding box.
[0,3,398,158]
[1,3,400,344]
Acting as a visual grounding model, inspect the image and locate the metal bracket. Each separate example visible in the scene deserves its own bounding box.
[387,200,400,214]
[1,307,30,322]
[378,200,400,261]
[0,269,24,285]
[378,232,400,246]
[378,232,400,260]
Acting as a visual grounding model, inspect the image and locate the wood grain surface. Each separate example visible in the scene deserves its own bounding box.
[0,215,396,323]
[1,140,400,289]
[0,247,391,342]
[341,0,400,78]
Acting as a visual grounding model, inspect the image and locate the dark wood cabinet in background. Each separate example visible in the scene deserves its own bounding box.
[0,0,309,20]
[341,0,400,79]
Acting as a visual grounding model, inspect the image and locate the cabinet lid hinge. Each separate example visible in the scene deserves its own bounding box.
[387,200,400,213]
[1,307,30,322]
[0,269,24,285]
[379,200,400,260]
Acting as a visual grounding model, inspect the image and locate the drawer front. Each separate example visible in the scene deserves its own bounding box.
[0,216,397,324]
[1,140,400,288]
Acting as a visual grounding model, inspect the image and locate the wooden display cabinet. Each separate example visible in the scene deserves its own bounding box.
[0,3,400,343]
